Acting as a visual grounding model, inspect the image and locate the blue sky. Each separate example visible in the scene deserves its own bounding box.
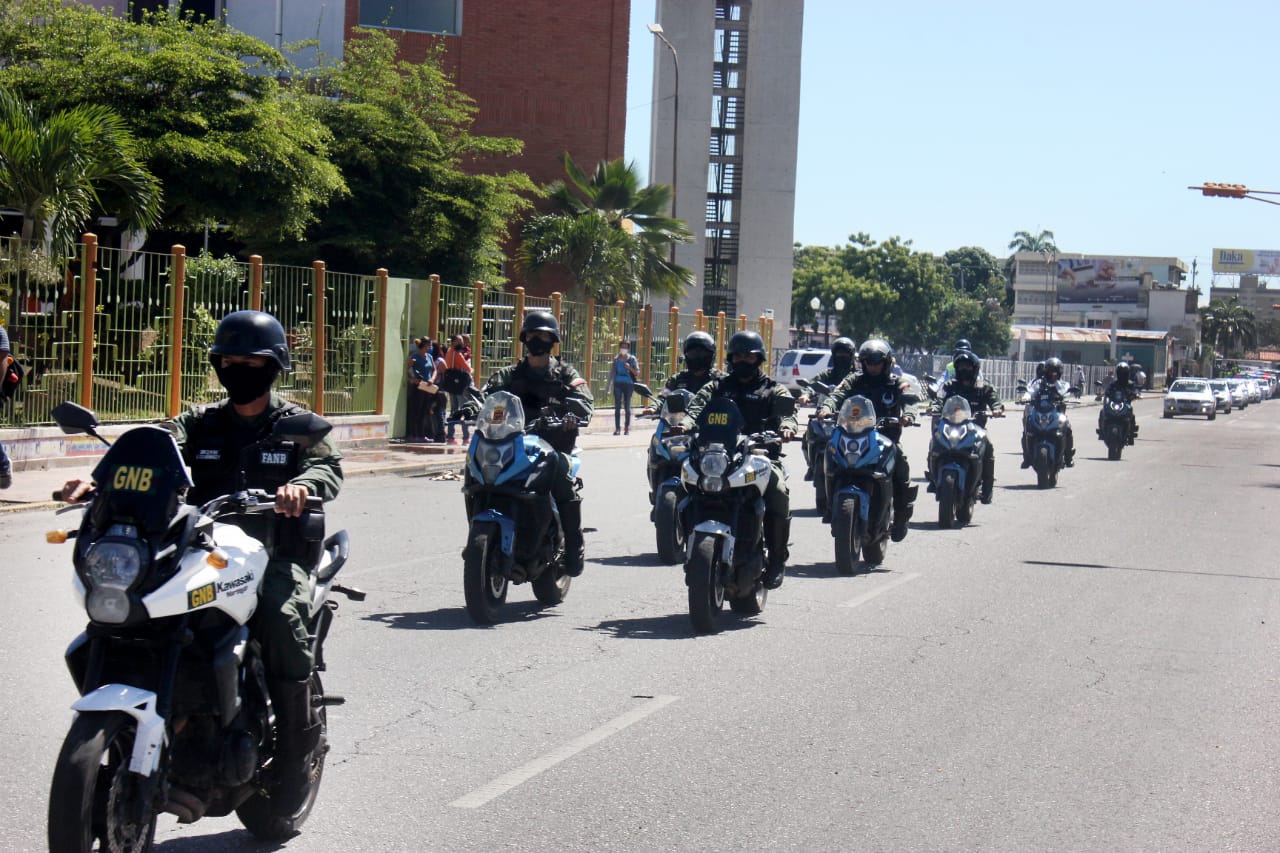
[625,0,1280,296]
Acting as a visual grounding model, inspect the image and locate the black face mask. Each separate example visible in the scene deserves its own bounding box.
[215,362,279,405]
[832,355,853,372]
[524,337,553,357]
[684,350,713,371]
[731,360,759,381]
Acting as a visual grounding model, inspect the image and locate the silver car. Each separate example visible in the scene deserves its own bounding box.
[1207,379,1233,413]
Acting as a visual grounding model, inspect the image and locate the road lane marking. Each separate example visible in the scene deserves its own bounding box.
[449,695,681,808]
[838,572,921,608]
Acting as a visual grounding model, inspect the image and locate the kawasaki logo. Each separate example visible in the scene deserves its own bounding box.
[216,572,256,594]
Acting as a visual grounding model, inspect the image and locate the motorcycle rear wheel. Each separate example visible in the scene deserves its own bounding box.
[833,494,859,575]
[729,583,767,615]
[531,564,571,605]
[655,489,684,565]
[862,533,887,565]
[48,711,156,853]
[237,672,328,840]
[687,535,725,634]
[937,473,957,529]
[464,528,508,625]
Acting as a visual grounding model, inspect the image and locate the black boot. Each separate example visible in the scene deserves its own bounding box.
[980,481,993,504]
[270,678,321,817]
[763,515,790,589]
[560,500,585,577]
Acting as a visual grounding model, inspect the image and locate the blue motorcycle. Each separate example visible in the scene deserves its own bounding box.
[797,378,836,515]
[822,395,904,573]
[461,391,584,624]
[1020,380,1069,489]
[1099,387,1134,461]
[646,388,693,564]
[929,396,990,529]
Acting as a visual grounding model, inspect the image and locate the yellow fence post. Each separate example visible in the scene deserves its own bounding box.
[615,299,625,346]
[669,305,680,376]
[472,281,485,382]
[249,254,263,311]
[766,318,775,369]
[428,274,441,343]
[312,261,327,415]
[715,311,727,368]
[166,243,184,418]
[738,313,747,332]
[550,291,562,357]
[583,297,596,385]
[759,314,769,372]
[80,233,98,409]
[513,286,526,357]
[642,304,654,384]
[375,268,389,415]
[694,308,705,333]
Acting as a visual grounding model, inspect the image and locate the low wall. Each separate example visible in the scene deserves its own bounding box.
[0,414,389,472]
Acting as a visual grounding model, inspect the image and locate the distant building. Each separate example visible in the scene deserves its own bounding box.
[1208,275,1280,320]
[650,0,802,331]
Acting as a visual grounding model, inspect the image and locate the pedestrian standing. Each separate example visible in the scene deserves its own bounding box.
[607,341,639,435]
[1073,364,1086,394]
[444,334,473,445]
[0,324,17,488]
[429,341,448,441]
[406,337,436,441]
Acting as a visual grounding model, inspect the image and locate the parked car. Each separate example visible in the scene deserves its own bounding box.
[1207,379,1233,413]
[1244,379,1263,404]
[1226,379,1250,409]
[773,348,831,394]
[1164,379,1217,420]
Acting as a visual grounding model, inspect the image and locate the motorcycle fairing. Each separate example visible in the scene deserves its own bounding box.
[72,684,167,776]
[473,509,518,556]
[688,521,734,566]
[142,522,269,623]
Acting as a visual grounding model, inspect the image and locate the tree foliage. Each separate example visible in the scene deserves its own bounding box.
[0,0,342,242]
[1200,296,1257,357]
[792,234,1011,356]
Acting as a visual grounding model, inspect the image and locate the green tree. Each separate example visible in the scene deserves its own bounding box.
[0,0,342,242]
[0,89,161,324]
[791,244,896,344]
[521,155,692,301]
[272,28,535,283]
[942,246,1007,301]
[1201,296,1257,357]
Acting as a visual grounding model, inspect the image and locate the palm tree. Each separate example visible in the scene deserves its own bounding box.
[0,89,162,323]
[523,153,693,301]
[520,211,640,304]
[1200,297,1257,357]
[1007,229,1058,256]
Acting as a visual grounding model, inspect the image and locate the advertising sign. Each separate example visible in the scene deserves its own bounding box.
[1056,257,1142,305]
[1211,248,1280,275]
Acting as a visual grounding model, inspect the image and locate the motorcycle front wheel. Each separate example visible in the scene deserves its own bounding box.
[1105,424,1124,461]
[833,494,859,575]
[48,711,157,853]
[237,671,328,840]
[813,454,828,517]
[687,534,725,634]
[937,472,957,529]
[654,489,684,565]
[1035,445,1054,489]
[464,527,509,625]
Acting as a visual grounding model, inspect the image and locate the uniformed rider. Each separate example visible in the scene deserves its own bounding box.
[1023,356,1076,468]
[469,310,593,576]
[681,330,797,590]
[661,331,725,396]
[62,310,342,816]
[819,339,920,542]
[929,349,1003,504]
[1099,360,1140,445]
[798,336,857,481]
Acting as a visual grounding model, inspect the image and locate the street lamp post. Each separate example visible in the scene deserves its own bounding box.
[810,296,845,346]
[648,23,679,229]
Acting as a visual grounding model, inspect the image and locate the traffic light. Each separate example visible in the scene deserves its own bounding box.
[1200,182,1249,198]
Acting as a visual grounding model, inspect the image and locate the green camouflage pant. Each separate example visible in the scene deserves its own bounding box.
[255,558,313,680]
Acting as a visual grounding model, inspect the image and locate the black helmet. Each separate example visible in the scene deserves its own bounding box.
[209,310,290,371]
[727,330,766,359]
[955,338,972,352]
[1114,361,1130,382]
[1044,356,1064,381]
[683,330,716,356]
[1035,361,1046,379]
[519,310,560,344]
[954,349,980,379]
[831,337,856,358]
[858,338,893,366]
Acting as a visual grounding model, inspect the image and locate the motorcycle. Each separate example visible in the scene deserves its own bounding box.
[680,397,781,634]
[796,378,835,515]
[46,402,361,852]
[1018,379,1070,489]
[461,390,590,624]
[1097,382,1135,461]
[928,396,992,529]
[822,395,912,573]
[644,387,693,564]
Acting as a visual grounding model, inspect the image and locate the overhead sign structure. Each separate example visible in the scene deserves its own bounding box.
[1056,257,1142,305]
[1211,248,1280,275]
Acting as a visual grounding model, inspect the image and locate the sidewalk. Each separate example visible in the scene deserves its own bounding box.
[0,418,660,514]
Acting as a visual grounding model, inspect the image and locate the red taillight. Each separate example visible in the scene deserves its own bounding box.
[792,365,800,375]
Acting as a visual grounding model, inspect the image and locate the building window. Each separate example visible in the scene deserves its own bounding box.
[360,0,462,35]
[132,0,221,22]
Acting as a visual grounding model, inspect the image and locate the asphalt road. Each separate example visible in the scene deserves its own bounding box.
[6,396,1280,851]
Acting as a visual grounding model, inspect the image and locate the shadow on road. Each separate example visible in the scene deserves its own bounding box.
[784,561,890,579]
[363,602,554,630]
[1002,483,1050,491]
[157,828,282,852]
[583,612,757,640]
[592,553,669,568]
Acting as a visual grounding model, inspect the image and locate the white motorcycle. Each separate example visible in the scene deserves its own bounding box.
[45,402,362,852]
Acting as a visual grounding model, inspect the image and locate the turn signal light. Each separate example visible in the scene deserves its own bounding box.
[46,530,69,544]
[206,549,229,570]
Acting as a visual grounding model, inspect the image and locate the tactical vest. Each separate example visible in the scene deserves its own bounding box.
[708,375,777,433]
[504,361,580,454]
[669,369,722,396]
[182,398,307,507]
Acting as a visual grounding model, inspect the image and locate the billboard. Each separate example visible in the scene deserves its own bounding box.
[1211,248,1280,275]
[1056,257,1143,305]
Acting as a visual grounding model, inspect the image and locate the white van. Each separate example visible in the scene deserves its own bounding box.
[772,348,830,393]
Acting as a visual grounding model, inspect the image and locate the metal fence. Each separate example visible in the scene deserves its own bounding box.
[1,235,384,427]
[896,353,1115,402]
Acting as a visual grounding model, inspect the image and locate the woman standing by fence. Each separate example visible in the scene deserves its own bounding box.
[606,341,639,435]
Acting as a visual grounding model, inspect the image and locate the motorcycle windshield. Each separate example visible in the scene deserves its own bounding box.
[478,391,525,441]
[838,395,877,435]
[695,397,744,448]
[941,396,972,425]
[90,426,193,532]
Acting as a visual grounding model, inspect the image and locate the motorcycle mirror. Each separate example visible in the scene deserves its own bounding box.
[634,382,655,400]
[51,401,110,446]
[564,397,593,420]
[272,412,333,448]
[795,378,811,389]
[778,394,797,417]
[1016,380,1027,389]
[665,390,690,414]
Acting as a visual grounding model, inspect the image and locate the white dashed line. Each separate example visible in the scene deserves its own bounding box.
[838,572,921,608]
[449,695,681,808]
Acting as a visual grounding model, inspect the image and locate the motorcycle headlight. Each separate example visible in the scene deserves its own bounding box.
[85,540,143,589]
[944,424,967,447]
[87,587,131,624]
[701,475,726,493]
[663,409,686,427]
[841,435,867,465]
[476,440,515,485]
[700,448,730,477]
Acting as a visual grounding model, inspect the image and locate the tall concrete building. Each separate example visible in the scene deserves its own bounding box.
[649,0,802,329]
